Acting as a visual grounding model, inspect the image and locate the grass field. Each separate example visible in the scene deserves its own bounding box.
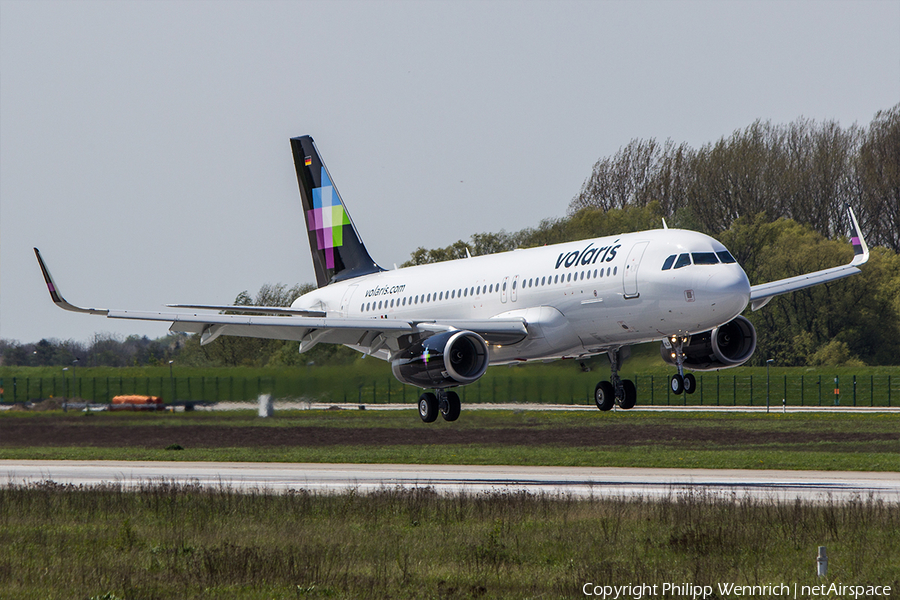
[2,409,898,471]
[1,482,897,599]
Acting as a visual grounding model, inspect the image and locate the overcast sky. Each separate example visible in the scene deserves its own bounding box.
[2,0,898,345]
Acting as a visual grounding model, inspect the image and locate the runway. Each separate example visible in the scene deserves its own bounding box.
[2,460,898,503]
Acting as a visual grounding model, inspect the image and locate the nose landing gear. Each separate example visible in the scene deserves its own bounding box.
[667,335,696,395]
[594,348,637,411]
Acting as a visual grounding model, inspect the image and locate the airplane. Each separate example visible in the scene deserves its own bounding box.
[35,135,870,423]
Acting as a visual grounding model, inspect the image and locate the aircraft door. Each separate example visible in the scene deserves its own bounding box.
[511,275,519,302]
[501,276,509,303]
[340,284,358,316]
[623,241,649,299]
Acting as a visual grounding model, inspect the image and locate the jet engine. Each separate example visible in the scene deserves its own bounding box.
[661,316,757,371]
[391,330,489,388]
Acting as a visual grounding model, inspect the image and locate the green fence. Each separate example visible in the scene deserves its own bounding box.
[0,373,896,407]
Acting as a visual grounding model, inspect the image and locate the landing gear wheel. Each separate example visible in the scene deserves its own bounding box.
[670,374,684,395]
[418,392,438,423]
[595,381,615,411]
[440,391,461,422]
[619,379,637,409]
[683,373,697,395]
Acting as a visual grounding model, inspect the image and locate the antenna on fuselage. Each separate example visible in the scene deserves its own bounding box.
[662,218,669,230]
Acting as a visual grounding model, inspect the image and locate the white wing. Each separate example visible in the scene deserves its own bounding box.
[748,205,869,311]
[34,248,527,357]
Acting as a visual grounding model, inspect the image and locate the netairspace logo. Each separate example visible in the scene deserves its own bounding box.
[581,582,893,599]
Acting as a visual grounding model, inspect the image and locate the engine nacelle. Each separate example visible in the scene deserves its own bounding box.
[661,316,757,371]
[391,330,489,388]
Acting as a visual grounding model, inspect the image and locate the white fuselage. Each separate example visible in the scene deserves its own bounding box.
[292,228,751,363]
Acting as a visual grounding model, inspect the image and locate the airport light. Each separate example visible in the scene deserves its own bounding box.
[766,358,774,413]
[169,360,175,403]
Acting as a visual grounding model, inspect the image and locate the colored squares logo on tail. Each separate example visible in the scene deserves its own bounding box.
[307,168,351,268]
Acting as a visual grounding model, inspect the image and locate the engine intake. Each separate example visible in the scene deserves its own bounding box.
[391,330,489,388]
[661,316,757,371]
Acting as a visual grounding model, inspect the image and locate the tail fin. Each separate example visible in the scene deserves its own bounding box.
[291,136,384,287]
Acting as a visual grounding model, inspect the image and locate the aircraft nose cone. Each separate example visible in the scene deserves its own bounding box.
[708,266,751,316]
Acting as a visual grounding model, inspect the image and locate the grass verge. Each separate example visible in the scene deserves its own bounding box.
[1,482,897,599]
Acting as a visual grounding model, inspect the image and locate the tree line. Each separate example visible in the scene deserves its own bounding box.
[570,104,899,252]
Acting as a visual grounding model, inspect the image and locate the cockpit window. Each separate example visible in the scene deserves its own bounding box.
[673,253,691,269]
[691,252,719,265]
[716,250,737,264]
[661,255,676,270]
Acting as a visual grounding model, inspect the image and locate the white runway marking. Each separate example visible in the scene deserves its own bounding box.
[2,460,898,503]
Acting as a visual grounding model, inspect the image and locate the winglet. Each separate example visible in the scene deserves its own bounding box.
[33,248,109,315]
[846,204,869,267]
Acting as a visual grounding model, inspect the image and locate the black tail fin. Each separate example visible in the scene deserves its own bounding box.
[291,136,384,287]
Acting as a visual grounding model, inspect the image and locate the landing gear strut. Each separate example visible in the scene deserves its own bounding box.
[594,348,637,411]
[667,335,696,395]
[418,389,461,423]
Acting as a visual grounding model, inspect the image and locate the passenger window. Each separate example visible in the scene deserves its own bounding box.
[674,254,691,269]
[692,252,719,265]
[567,273,572,282]
[541,276,546,285]
[716,250,737,264]
[502,281,507,291]
[554,275,559,284]
[512,280,517,290]
[599,269,603,278]
[662,255,676,270]
[613,267,617,275]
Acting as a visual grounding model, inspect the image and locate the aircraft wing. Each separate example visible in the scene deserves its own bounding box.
[34,248,527,354]
[748,205,869,311]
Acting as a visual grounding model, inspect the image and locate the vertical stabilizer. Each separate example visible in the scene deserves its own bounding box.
[291,136,384,287]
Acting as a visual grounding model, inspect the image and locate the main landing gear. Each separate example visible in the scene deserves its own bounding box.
[667,335,696,395]
[418,389,461,423]
[594,349,637,411]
